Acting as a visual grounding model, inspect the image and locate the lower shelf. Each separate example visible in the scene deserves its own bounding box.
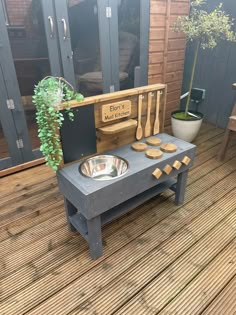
[69,178,176,239]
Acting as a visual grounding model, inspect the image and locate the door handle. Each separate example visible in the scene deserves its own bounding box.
[48,16,54,38]
[61,18,67,40]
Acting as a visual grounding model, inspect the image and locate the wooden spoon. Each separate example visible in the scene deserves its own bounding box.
[153,91,161,135]
[136,95,143,140]
[144,92,152,137]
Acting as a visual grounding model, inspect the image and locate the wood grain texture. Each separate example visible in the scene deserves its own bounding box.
[145,148,163,159]
[148,0,190,127]
[97,119,137,135]
[131,142,148,152]
[146,137,162,146]
[136,95,144,140]
[161,143,178,153]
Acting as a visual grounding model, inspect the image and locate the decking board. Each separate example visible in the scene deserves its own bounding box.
[202,276,236,315]
[0,124,236,314]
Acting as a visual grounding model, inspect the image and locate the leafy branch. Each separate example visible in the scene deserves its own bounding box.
[174,1,236,115]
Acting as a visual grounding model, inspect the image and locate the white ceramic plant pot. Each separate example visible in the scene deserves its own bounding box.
[171,110,203,143]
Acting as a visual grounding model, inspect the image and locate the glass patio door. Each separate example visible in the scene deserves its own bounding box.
[0,0,63,170]
[108,0,150,91]
[55,0,111,96]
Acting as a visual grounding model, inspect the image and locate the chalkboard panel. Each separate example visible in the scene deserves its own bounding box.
[60,105,97,164]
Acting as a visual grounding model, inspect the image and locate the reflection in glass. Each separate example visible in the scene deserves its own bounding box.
[118,0,140,90]
[6,0,51,151]
[68,0,103,96]
[0,124,9,159]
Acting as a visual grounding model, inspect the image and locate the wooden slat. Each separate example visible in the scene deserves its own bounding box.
[0,185,62,228]
[158,241,236,315]
[70,197,236,315]
[149,0,189,123]
[202,276,236,315]
[0,212,66,257]
[60,84,166,110]
[0,158,45,178]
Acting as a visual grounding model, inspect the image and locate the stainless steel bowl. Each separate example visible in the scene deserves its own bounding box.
[79,155,129,180]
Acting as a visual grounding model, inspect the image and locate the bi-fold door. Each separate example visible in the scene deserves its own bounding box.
[0,0,150,171]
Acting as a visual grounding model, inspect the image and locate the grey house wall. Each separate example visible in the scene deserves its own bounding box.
[181,0,236,128]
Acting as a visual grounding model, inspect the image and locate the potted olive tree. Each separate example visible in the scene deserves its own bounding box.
[171,0,236,142]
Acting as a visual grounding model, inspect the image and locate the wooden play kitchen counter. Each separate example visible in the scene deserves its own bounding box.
[57,84,196,259]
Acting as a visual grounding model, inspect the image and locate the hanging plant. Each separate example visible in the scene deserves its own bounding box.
[33,76,84,171]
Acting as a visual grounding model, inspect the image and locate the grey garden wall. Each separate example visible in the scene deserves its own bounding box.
[181,0,236,128]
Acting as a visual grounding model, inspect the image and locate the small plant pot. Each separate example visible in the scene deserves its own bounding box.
[171,110,203,142]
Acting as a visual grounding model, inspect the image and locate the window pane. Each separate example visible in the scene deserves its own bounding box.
[118,0,140,90]
[68,0,103,96]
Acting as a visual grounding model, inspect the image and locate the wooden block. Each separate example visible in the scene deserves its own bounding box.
[163,164,173,175]
[145,149,163,159]
[160,143,178,153]
[152,168,162,179]
[182,156,191,165]
[173,160,182,170]
[131,142,148,152]
[98,119,137,135]
[146,137,162,146]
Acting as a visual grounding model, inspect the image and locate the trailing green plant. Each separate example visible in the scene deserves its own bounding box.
[33,76,84,171]
[174,0,236,117]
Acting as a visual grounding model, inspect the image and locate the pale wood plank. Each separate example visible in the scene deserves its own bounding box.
[158,241,236,315]
[71,196,236,315]
[202,276,236,315]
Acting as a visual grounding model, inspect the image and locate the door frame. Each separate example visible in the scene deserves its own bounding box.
[0,0,63,170]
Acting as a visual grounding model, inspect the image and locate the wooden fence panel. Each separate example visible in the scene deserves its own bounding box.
[148,0,190,127]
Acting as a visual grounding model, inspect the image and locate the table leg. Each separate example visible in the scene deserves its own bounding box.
[87,216,103,260]
[64,198,77,232]
[175,170,188,205]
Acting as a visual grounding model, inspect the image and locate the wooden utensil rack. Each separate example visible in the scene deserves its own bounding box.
[59,84,167,167]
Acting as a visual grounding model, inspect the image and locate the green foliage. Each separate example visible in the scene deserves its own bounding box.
[174,1,236,115]
[33,77,84,172]
[175,1,236,49]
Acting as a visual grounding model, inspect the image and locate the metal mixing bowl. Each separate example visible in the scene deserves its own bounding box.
[79,155,129,180]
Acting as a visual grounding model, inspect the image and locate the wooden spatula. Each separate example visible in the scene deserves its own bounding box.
[144,92,152,137]
[153,91,161,135]
[136,95,143,140]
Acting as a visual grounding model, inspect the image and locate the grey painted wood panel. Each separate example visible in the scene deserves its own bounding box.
[57,133,195,219]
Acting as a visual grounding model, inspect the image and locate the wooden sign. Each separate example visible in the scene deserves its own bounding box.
[101,100,131,122]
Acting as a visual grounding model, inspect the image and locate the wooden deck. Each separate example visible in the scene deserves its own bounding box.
[0,123,236,315]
